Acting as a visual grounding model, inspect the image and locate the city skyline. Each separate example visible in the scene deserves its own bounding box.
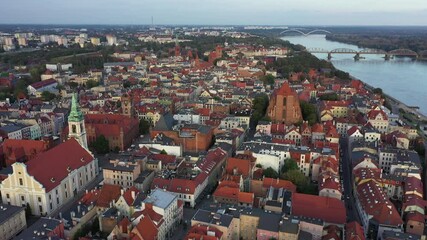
[1,0,427,26]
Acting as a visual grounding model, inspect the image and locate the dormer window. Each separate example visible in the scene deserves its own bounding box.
[50,178,56,183]
[67,167,72,172]
[80,157,85,162]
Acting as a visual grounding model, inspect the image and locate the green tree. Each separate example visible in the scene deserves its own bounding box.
[86,79,99,89]
[281,158,298,173]
[139,119,150,135]
[123,81,131,88]
[91,135,110,154]
[300,101,318,125]
[41,91,56,101]
[160,149,168,155]
[281,169,317,194]
[319,93,339,101]
[68,82,79,89]
[260,74,275,86]
[263,167,279,178]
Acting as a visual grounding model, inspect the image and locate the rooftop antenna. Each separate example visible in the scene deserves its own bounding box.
[151,16,154,27]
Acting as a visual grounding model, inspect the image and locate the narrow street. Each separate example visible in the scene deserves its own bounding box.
[340,137,361,224]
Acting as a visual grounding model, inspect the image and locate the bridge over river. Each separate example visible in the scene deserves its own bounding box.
[306,48,427,60]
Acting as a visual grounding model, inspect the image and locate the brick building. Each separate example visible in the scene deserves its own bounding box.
[150,114,213,153]
[85,114,139,151]
[267,82,302,124]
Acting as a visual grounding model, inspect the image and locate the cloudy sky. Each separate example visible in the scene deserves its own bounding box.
[1,0,426,25]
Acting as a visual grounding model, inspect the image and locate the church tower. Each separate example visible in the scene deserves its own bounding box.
[121,93,133,118]
[68,93,88,149]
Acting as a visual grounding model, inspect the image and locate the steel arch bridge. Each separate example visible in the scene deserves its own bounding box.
[280,29,332,36]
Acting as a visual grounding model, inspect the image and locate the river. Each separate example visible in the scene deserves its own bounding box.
[281,35,427,115]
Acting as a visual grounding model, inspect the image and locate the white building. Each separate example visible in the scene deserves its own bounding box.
[0,139,98,216]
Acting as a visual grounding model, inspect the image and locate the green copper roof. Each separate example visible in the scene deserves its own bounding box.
[68,93,84,122]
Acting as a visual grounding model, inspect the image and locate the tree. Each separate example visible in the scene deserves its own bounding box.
[86,79,99,89]
[123,81,131,88]
[281,169,317,195]
[319,93,339,101]
[90,135,110,154]
[263,167,279,178]
[139,119,150,135]
[300,101,318,125]
[281,158,298,173]
[41,91,56,101]
[160,149,167,155]
[68,82,79,89]
[260,74,275,86]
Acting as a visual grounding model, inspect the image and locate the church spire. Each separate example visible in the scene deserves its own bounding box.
[69,93,84,122]
[68,92,88,149]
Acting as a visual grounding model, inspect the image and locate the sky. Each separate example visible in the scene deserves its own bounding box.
[1,0,427,25]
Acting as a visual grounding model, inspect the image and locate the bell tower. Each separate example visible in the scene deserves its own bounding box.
[121,93,133,118]
[68,93,88,149]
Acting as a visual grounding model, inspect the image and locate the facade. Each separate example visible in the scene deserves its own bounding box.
[267,82,302,124]
[0,204,26,240]
[103,159,141,188]
[85,114,139,151]
[0,139,98,216]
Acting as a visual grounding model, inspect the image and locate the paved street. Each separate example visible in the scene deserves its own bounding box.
[340,137,361,224]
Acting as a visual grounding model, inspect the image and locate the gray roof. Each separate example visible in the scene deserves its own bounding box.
[279,218,299,234]
[15,217,62,240]
[192,209,233,227]
[143,189,178,209]
[298,230,313,240]
[0,204,25,225]
[382,230,421,240]
[153,113,175,131]
[258,211,282,232]
[103,162,137,172]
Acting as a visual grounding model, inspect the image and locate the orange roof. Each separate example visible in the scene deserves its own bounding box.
[96,184,121,208]
[225,157,252,178]
[133,215,158,240]
[238,192,254,204]
[262,178,296,193]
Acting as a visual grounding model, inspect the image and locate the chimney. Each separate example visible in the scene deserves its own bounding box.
[77,205,81,213]
[131,191,136,200]
[120,189,124,196]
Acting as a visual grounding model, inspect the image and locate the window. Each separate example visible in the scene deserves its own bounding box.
[38,197,41,202]
[21,196,25,201]
[19,178,23,186]
[72,125,77,133]
[6,194,9,199]
[39,206,43,213]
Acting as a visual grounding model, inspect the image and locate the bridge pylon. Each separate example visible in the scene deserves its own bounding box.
[327,53,332,60]
[354,53,361,61]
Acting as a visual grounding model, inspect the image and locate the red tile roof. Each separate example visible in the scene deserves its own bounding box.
[96,184,122,208]
[26,139,94,192]
[345,221,366,240]
[356,180,402,226]
[262,178,297,193]
[185,225,223,240]
[292,193,346,224]
[133,215,159,240]
[225,157,252,178]
[123,186,140,205]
